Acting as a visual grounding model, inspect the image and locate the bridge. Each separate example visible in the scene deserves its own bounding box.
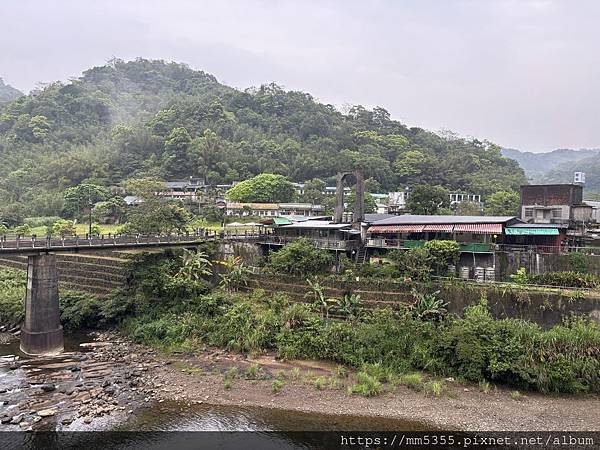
[3,230,263,356]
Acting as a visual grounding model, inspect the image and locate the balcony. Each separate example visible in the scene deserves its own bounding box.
[366,238,493,253]
[259,235,359,251]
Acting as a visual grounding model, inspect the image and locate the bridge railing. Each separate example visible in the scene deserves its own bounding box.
[0,228,269,252]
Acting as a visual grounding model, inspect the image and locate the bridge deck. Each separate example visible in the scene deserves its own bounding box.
[0,232,263,255]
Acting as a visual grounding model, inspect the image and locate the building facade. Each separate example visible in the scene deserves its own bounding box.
[520,184,590,225]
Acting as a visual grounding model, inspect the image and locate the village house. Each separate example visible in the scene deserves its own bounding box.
[225,202,324,217]
[225,202,279,217]
[520,183,592,226]
[159,178,206,200]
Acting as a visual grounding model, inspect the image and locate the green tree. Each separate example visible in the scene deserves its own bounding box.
[455,201,482,216]
[346,190,377,214]
[226,174,295,203]
[92,197,126,224]
[300,178,326,204]
[123,177,191,233]
[51,219,76,236]
[485,191,520,216]
[0,203,26,227]
[63,183,111,218]
[162,127,192,177]
[424,240,460,275]
[406,185,450,215]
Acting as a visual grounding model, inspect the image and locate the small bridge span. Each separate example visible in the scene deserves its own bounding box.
[3,231,263,356]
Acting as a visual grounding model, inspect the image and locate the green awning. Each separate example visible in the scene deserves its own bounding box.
[272,217,293,226]
[505,227,559,236]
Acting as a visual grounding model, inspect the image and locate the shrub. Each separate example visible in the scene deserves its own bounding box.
[424,380,444,397]
[391,248,433,281]
[271,379,286,393]
[349,371,383,397]
[568,252,589,273]
[268,239,334,277]
[51,219,76,236]
[510,267,528,284]
[245,363,266,380]
[410,289,447,322]
[398,373,424,390]
[59,291,103,329]
[424,240,460,275]
[526,271,600,289]
[13,224,31,236]
[0,269,26,326]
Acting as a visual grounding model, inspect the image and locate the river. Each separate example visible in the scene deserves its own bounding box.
[1,331,426,449]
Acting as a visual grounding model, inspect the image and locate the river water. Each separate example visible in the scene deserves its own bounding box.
[1,332,427,449]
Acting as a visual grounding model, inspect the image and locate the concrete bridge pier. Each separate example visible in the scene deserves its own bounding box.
[20,253,64,355]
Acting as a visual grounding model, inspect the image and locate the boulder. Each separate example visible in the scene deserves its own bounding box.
[37,409,57,417]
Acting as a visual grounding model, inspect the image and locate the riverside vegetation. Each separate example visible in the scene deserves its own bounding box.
[2,243,599,396]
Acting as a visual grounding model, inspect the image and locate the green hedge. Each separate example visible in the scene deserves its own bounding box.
[526,271,600,289]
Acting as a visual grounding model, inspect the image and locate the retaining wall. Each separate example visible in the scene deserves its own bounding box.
[246,274,600,328]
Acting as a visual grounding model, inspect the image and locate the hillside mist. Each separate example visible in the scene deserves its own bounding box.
[0,58,525,217]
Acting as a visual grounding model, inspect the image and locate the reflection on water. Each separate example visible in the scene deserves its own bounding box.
[1,334,430,449]
[122,400,427,432]
[5,401,427,450]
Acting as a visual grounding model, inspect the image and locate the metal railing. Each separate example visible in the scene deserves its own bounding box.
[258,235,359,250]
[366,238,600,256]
[0,229,267,253]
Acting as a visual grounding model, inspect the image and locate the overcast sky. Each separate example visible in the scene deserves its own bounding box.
[1,0,598,152]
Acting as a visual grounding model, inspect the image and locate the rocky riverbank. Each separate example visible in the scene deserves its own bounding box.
[0,331,164,431]
[2,331,599,431]
[149,348,600,432]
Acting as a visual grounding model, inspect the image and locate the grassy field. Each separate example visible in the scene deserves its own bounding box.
[9,220,263,237]
[23,223,124,237]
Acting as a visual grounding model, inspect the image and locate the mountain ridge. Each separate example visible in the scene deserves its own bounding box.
[0,58,526,218]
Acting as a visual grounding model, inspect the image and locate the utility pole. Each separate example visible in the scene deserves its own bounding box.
[88,197,93,237]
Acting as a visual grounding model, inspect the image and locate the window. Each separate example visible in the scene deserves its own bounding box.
[524,208,534,218]
[552,209,562,218]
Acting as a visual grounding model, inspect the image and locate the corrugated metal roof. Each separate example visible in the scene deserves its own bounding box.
[364,213,396,223]
[423,224,454,232]
[369,225,424,233]
[372,215,516,226]
[454,223,502,234]
[505,227,559,235]
[279,221,351,230]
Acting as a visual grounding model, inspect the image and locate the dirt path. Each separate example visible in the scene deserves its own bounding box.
[150,349,600,431]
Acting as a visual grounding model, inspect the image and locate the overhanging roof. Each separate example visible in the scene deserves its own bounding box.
[372,215,517,226]
[279,221,351,230]
[423,224,454,232]
[369,225,424,233]
[454,223,503,234]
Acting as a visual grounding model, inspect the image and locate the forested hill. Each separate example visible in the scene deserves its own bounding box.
[502,148,600,181]
[540,155,600,194]
[0,78,22,104]
[0,58,525,217]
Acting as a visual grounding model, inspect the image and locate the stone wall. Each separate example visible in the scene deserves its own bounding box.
[495,250,600,280]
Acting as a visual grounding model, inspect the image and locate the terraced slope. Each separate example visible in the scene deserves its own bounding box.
[0,252,131,297]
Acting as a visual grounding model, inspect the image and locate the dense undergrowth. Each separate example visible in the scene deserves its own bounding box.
[121,288,600,394]
[0,268,134,329]
[1,248,599,395]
